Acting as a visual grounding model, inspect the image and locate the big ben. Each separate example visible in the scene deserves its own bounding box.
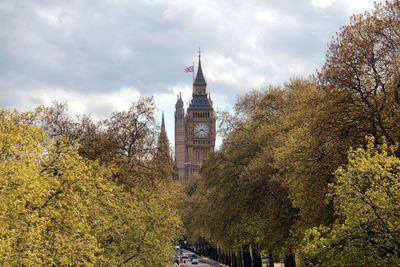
[175,53,216,183]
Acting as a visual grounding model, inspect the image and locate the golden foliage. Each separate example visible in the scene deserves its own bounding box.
[0,107,182,266]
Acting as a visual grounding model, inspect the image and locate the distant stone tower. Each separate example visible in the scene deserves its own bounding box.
[174,53,216,182]
[157,111,170,160]
[175,94,185,180]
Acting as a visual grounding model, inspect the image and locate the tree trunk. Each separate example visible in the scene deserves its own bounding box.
[218,247,223,263]
[225,253,230,265]
[231,251,238,267]
[199,238,204,256]
[237,250,244,267]
[284,251,296,267]
[243,245,252,267]
[252,247,263,267]
[267,253,274,267]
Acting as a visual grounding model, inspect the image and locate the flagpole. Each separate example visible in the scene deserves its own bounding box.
[192,61,194,84]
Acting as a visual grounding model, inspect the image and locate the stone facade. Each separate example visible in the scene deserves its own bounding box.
[174,55,216,182]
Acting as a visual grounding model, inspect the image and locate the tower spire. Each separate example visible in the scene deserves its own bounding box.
[157,110,170,160]
[161,111,166,134]
[194,49,207,86]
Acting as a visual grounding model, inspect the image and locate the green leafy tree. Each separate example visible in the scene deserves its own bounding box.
[0,107,182,266]
[301,136,400,266]
[0,109,105,265]
[184,86,297,266]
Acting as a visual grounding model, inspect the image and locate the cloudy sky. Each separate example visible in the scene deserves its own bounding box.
[0,0,382,146]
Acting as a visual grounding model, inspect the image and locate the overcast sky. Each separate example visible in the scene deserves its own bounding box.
[0,0,382,146]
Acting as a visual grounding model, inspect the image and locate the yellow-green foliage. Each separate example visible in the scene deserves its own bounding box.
[300,136,400,266]
[0,109,182,266]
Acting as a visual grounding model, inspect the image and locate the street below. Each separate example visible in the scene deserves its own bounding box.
[178,249,227,267]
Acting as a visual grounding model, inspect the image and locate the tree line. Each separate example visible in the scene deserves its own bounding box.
[0,98,182,266]
[183,1,400,266]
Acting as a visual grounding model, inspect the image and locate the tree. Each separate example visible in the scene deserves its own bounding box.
[0,108,105,265]
[184,86,297,266]
[183,3,400,265]
[274,0,400,249]
[318,0,400,146]
[0,107,182,265]
[297,2,400,263]
[301,136,400,266]
[42,97,175,190]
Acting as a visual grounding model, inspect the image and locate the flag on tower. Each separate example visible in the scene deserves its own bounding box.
[184,66,194,72]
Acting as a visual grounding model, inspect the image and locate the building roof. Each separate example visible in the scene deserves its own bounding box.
[194,55,207,86]
[188,95,213,110]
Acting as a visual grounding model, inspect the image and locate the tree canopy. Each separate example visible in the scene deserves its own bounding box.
[0,101,182,266]
[183,1,400,266]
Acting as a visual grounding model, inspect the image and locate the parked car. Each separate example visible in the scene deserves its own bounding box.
[191,259,199,264]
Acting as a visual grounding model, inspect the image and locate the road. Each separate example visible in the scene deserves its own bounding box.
[177,249,284,267]
[178,249,227,267]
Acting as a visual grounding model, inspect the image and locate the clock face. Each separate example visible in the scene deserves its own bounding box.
[194,123,209,138]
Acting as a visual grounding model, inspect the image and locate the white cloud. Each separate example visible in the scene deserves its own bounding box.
[11,86,142,118]
[35,6,63,26]
[339,0,376,14]
[311,0,334,9]
[257,9,278,24]
[117,46,134,59]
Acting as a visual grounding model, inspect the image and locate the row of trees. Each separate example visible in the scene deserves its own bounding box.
[0,98,182,266]
[183,1,400,266]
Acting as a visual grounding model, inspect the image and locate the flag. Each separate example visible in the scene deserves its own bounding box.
[184,66,194,72]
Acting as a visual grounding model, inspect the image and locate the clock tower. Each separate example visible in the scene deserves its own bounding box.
[174,53,216,183]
